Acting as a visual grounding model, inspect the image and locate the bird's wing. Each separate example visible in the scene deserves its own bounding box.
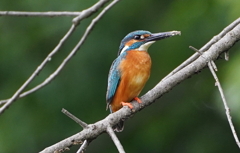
[106,56,123,109]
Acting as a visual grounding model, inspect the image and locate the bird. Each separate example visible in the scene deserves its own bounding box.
[106,30,180,132]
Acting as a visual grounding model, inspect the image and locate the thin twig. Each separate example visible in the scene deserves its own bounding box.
[189,46,203,55]
[72,0,111,25]
[201,17,240,52]
[208,61,240,148]
[107,126,125,153]
[62,108,88,129]
[14,0,118,99]
[0,24,76,114]
[210,60,218,71]
[0,0,112,18]
[76,140,88,153]
[225,51,229,61]
[190,45,239,147]
[62,109,89,152]
[189,46,217,72]
[0,11,81,17]
[0,0,112,111]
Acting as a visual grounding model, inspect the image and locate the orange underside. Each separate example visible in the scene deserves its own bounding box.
[110,50,151,112]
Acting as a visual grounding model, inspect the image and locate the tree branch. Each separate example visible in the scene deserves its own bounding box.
[0,11,81,17]
[208,61,240,148]
[76,140,88,153]
[0,0,115,113]
[0,0,112,18]
[189,44,240,148]
[40,18,240,153]
[163,17,240,81]
[106,126,125,153]
[62,108,88,129]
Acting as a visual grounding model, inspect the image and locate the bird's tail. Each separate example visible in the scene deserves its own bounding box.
[108,105,124,132]
[113,120,124,132]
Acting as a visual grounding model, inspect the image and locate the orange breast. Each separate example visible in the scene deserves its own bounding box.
[110,51,151,112]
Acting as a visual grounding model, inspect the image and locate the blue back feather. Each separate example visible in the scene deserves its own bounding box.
[106,52,127,107]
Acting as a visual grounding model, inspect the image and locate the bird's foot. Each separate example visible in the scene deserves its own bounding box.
[121,102,133,109]
[134,97,142,103]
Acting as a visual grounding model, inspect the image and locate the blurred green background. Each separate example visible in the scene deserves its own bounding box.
[0,0,240,152]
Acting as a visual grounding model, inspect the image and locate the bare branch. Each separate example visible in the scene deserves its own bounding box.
[0,0,112,18]
[224,51,230,61]
[56,109,124,153]
[189,45,239,147]
[62,109,90,152]
[210,60,218,71]
[40,109,125,153]
[208,61,240,148]
[0,24,77,114]
[0,0,113,113]
[0,11,81,17]
[76,140,88,153]
[62,108,88,129]
[189,46,203,55]
[163,17,240,81]
[106,126,125,153]
[40,18,240,153]
[72,0,112,25]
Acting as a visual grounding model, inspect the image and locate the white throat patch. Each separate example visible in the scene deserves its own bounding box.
[119,45,129,55]
[138,41,155,51]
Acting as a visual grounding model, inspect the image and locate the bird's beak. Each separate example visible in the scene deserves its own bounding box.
[146,31,181,42]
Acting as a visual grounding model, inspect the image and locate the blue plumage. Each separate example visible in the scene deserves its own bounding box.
[125,42,144,51]
[106,52,127,109]
[118,30,151,55]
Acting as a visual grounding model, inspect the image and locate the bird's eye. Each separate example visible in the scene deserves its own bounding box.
[134,35,141,40]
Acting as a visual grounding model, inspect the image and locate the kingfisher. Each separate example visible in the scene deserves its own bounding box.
[106,30,180,132]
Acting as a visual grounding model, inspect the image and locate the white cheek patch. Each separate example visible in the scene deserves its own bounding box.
[138,41,155,51]
[119,45,129,55]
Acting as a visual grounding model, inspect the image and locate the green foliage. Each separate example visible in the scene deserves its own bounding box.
[0,0,240,152]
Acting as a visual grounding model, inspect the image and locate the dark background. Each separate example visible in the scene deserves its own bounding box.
[0,0,240,152]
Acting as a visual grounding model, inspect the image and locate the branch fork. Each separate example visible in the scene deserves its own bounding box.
[189,44,240,148]
[61,108,125,153]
